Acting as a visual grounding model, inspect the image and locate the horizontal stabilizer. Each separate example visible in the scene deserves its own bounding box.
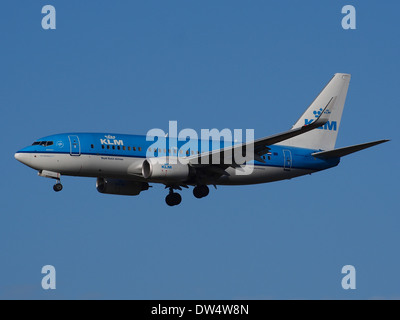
[311,140,390,159]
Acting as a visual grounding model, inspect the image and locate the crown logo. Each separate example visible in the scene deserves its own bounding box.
[313,108,324,118]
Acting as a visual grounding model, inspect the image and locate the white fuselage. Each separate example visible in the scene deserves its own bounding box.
[15,152,315,186]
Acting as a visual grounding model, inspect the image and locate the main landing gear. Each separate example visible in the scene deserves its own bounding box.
[193,185,209,199]
[165,185,210,206]
[165,188,182,207]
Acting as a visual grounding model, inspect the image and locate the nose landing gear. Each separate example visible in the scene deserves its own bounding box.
[53,180,63,192]
[38,170,63,193]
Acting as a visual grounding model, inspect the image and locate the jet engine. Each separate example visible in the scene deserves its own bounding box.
[96,178,149,196]
[142,158,192,181]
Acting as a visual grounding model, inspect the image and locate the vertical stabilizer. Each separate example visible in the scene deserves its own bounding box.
[279,73,351,150]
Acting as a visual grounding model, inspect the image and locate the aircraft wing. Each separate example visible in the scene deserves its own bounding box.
[188,96,337,167]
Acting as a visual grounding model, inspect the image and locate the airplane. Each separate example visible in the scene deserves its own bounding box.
[15,73,389,206]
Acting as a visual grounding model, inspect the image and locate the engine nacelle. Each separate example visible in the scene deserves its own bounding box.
[142,157,191,181]
[96,178,149,196]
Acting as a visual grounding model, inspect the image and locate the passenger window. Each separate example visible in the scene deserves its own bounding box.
[191,151,194,155]
[112,146,115,150]
[107,146,110,149]
[123,146,126,151]
[148,148,152,152]
[128,147,131,151]
[117,146,120,150]
[133,147,136,151]
[102,145,105,149]
[268,156,271,160]
[138,147,142,151]
[186,151,189,156]
[91,144,94,149]
[180,150,183,155]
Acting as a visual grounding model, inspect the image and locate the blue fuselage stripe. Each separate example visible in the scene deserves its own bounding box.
[16,132,340,171]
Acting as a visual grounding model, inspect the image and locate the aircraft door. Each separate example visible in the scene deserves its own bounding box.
[283,150,292,171]
[68,135,81,156]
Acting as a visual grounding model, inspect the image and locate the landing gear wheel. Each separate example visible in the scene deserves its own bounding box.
[166,194,174,206]
[172,193,182,205]
[193,185,209,199]
[166,192,182,206]
[53,183,63,192]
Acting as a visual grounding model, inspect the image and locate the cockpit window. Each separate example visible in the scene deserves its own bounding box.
[32,141,54,147]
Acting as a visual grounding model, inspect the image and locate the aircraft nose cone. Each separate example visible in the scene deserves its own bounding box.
[14,152,22,161]
[15,152,29,165]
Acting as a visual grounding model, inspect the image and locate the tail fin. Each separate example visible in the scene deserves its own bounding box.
[279,73,351,150]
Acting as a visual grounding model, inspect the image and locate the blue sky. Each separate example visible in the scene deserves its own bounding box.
[1,1,398,299]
